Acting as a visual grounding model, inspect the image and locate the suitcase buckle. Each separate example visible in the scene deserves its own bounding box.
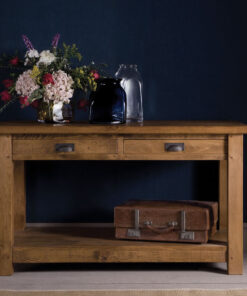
[127,209,141,237]
[180,210,195,241]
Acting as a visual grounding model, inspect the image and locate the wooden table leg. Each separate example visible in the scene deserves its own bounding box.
[14,161,26,231]
[227,135,243,275]
[219,160,227,230]
[0,135,14,275]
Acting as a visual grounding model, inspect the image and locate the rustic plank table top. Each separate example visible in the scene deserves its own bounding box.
[0,121,246,134]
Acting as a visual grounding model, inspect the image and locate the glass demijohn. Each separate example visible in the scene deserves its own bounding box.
[115,64,143,123]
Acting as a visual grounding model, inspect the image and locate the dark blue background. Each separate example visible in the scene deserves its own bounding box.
[0,0,246,222]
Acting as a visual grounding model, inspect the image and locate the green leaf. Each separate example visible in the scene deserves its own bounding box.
[77,53,82,61]
[0,97,17,114]
[28,88,44,103]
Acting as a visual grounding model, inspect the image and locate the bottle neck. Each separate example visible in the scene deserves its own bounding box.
[120,65,138,72]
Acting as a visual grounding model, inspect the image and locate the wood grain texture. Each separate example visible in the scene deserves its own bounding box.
[0,121,247,134]
[124,139,226,160]
[13,154,120,161]
[1,291,247,296]
[219,160,227,230]
[14,161,26,231]
[13,226,227,263]
[13,138,227,161]
[0,136,14,275]
[227,135,243,275]
[13,139,118,154]
[12,134,227,140]
[13,154,227,161]
[13,138,118,160]
[122,154,226,161]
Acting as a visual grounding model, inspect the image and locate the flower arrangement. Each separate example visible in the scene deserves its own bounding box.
[0,34,103,121]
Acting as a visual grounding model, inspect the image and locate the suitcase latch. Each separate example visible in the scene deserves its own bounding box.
[180,210,195,240]
[127,209,141,237]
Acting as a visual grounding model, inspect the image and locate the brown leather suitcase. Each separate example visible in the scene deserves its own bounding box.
[114,200,218,243]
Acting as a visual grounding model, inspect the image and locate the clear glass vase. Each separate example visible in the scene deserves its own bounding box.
[37,101,73,123]
[115,64,143,123]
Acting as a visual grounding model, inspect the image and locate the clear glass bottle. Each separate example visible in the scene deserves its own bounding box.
[115,64,143,123]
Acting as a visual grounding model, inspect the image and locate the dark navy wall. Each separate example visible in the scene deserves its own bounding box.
[0,0,247,222]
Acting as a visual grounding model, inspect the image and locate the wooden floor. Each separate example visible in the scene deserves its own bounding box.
[13,226,227,264]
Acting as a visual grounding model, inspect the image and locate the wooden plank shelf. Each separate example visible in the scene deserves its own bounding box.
[13,226,227,264]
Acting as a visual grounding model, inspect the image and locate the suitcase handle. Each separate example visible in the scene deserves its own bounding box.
[145,223,176,234]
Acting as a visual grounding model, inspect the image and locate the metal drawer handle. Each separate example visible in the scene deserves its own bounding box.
[55,143,75,152]
[165,143,184,152]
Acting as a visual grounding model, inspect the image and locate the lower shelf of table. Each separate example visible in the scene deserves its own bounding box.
[13,226,227,264]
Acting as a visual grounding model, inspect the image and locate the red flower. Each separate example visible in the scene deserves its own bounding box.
[19,96,29,108]
[31,100,40,109]
[9,57,19,66]
[78,99,89,111]
[42,73,54,85]
[2,79,14,88]
[0,90,11,102]
[91,70,100,80]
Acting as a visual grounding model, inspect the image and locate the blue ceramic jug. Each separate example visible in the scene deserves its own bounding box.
[89,78,126,124]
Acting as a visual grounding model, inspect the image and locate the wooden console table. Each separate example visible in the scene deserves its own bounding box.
[0,121,246,275]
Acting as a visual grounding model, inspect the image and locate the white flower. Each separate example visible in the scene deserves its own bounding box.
[15,70,39,98]
[26,49,39,59]
[37,50,56,66]
[44,70,74,104]
[24,49,39,66]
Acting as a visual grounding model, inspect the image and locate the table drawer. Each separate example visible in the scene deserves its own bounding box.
[124,139,227,160]
[13,138,118,160]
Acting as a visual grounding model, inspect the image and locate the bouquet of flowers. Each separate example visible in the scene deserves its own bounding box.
[0,34,102,122]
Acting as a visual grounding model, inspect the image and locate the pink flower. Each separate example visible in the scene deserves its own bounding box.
[44,70,74,104]
[10,57,19,66]
[0,90,11,102]
[78,99,89,111]
[19,96,29,108]
[15,70,39,98]
[91,70,100,80]
[2,79,14,88]
[42,73,54,85]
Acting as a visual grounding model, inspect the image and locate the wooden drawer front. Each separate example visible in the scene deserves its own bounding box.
[13,138,118,160]
[124,139,226,160]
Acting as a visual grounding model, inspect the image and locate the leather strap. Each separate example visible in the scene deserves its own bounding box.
[145,224,175,234]
[170,200,216,228]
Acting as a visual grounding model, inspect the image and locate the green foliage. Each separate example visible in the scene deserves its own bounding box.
[28,88,44,103]
[0,97,17,114]
[71,66,97,93]
[8,83,16,95]
[62,43,82,62]
[53,43,83,71]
